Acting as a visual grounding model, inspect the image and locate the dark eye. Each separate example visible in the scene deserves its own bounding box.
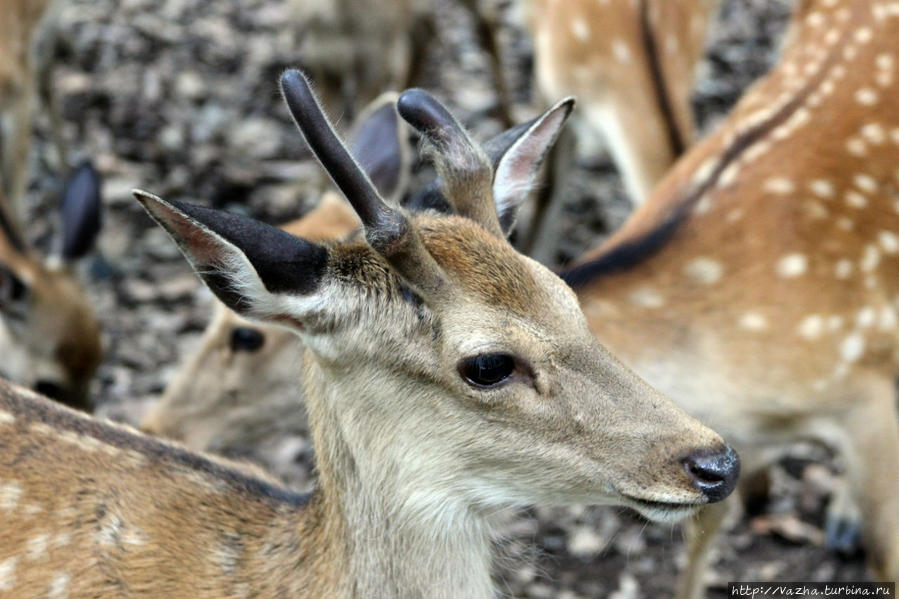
[459,353,516,388]
[229,327,265,352]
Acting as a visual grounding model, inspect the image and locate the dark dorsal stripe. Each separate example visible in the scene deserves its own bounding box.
[562,23,849,289]
[0,379,312,508]
[639,0,687,158]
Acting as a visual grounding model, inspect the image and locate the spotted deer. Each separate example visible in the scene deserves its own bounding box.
[0,71,739,597]
[141,92,404,463]
[560,1,899,595]
[0,0,67,224]
[524,0,720,262]
[0,161,103,411]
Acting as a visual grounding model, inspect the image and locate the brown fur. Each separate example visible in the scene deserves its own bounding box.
[529,0,719,203]
[0,87,735,597]
[0,197,102,410]
[568,1,899,594]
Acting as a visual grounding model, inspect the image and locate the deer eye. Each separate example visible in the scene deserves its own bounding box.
[229,327,265,352]
[459,353,516,388]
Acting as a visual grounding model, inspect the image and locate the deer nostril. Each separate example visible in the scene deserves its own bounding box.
[682,445,741,503]
[34,380,65,401]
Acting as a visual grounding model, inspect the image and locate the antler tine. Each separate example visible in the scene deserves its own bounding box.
[280,70,407,250]
[396,89,499,235]
[280,70,450,299]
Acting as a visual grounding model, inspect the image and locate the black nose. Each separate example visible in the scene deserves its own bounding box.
[34,380,65,401]
[682,445,740,503]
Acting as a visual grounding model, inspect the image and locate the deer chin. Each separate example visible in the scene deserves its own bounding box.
[616,492,705,524]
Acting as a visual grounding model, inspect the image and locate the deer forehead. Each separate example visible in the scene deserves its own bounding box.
[416,215,563,318]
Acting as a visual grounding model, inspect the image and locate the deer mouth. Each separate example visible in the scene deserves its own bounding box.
[617,493,704,523]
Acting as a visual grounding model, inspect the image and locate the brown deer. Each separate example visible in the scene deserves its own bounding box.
[561,1,899,595]
[524,0,721,262]
[0,161,103,411]
[0,71,738,597]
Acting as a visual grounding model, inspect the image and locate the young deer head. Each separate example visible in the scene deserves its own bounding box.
[0,162,103,410]
[0,71,720,597]
[141,92,405,462]
[564,1,899,595]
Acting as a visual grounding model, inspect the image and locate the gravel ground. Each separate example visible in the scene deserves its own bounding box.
[19,0,873,596]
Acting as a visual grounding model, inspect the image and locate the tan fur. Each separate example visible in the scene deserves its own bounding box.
[569,1,899,594]
[141,193,360,458]
[0,121,733,598]
[0,195,102,411]
[529,0,720,204]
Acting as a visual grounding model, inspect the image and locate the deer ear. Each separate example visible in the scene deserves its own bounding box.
[60,161,103,260]
[134,190,328,327]
[492,98,574,234]
[0,263,29,320]
[349,93,409,203]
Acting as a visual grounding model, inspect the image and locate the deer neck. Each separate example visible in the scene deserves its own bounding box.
[302,356,496,599]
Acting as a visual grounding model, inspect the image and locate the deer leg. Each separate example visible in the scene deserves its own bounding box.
[674,497,731,599]
[838,388,899,581]
[824,474,862,555]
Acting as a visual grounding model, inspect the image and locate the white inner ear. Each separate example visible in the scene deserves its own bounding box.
[492,101,573,226]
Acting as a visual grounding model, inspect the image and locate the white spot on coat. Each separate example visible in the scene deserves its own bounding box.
[853,173,879,192]
[629,288,664,308]
[739,313,768,331]
[856,307,876,328]
[840,333,865,362]
[684,257,723,284]
[612,39,631,63]
[0,411,13,426]
[764,177,795,195]
[879,231,899,254]
[571,18,590,41]
[835,259,854,279]
[855,88,879,105]
[861,245,881,271]
[810,179,835,197]
[777,254,808,278]
[797,315,824,339]
[26,533,49,560]
[845,191,868,208]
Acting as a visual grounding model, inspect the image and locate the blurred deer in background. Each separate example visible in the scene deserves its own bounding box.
[523,0,721,263]
[289,0,513,126]
[562,1,899,595]
[0,163,103,411]
[0,0,67,225]
[141,93,409,467]
[0,71,739,597]
[0,0,103,411]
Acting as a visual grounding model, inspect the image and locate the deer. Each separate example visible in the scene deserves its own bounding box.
[140,92,403,465]
[558,0,899,595]
[0,158,103,411]
[0,0,67,227]
[523,0,721,263]
[289,0,514,126]
[0,70,739,598]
